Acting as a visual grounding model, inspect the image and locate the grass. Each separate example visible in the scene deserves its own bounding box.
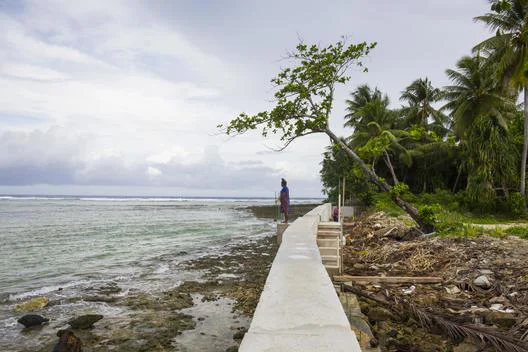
[370,191,528,240]
[504,226,528,239]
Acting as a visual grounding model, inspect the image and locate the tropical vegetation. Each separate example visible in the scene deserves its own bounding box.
[322,0,528,224]
[221,0,528,232]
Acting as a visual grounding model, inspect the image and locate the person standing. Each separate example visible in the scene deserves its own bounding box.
[279,178,290,223]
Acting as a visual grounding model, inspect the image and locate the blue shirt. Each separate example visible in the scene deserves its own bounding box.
[280,186,289,206]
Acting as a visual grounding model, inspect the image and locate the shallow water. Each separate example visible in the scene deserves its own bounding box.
[0,196,293,350]
[174,295,250,352]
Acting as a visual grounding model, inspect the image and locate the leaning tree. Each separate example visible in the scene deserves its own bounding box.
[218,39,433,232]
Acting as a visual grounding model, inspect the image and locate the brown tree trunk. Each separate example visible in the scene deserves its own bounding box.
[324,128,433,232]
[383,151,399,185]
[502,182,510,199]
[452,167,462,193]
[521,86,528,198]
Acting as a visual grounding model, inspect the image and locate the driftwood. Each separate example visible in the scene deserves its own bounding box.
[334,275,443,284]
[342,283,528,352]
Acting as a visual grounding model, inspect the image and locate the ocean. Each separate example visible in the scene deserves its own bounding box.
[0,196,320,351]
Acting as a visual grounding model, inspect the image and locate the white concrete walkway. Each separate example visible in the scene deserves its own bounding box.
[239,204,361,352]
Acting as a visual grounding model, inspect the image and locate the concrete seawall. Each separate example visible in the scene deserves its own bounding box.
[239,203,361,351]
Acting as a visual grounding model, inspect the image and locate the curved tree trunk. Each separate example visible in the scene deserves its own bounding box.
[383,151,399,185]
[452,167,462,193]
[324,128,433,232]
[521,86,528,199]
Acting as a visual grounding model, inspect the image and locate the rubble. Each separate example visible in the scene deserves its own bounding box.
[341,210,528,351]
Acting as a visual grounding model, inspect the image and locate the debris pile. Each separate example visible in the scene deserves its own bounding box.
[342,211,528,351]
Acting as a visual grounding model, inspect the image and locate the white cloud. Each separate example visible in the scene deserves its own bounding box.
[146,166,162,177]
[0,127,293,195]
[147,147,191,165]
[0,63,69,81]
[0,0,493,197]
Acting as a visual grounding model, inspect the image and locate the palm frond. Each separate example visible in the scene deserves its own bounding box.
[408,303,528,352]
[343,283,528,352]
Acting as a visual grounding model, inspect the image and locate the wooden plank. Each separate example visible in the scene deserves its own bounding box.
[333,275,442,284]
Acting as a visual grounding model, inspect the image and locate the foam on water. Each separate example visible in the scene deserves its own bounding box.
[153,263,170,274]
[7,279,92,301]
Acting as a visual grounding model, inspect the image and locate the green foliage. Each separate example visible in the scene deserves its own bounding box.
[320,145,377,206]
[369,189,528,239]
[400,78,448,136]
[219,39,376,144]
[344,85,390,129]
[463,114,517,208]
[491,0,511,12]
[356,133,393,159]
[420,189,461,209]
[488,226,506,238]
[371,192,405,217]
[475,0,528,196]
[506,192,526,217]
[417,205,438,227]
[389,182,409,198]
[443,55,517,209]
[461,224,480,238]
[504,226,528,239]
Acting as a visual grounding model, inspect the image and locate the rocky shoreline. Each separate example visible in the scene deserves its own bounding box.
[9,234,278,352]
[6,203,331,352]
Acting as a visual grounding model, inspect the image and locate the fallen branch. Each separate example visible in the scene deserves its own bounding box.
[334,275,443,284]
[381,227,397,237]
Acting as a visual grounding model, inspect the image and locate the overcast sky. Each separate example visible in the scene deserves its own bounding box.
[0,0,492,197]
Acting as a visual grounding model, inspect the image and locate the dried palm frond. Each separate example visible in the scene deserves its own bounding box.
[342,283,528,352]
[406,247,435,272]
[407,303,528,352]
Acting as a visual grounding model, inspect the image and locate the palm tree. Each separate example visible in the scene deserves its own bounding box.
[345,89,410,185]
[443,55,514,138]
[344,84,389,129]
[357,122,412,185]
[474,0,528,196]
[400,78,448,136]
[444,54,517,203]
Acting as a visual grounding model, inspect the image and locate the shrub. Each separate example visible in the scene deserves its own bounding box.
[504,226,528,239]
[506,192,526,217]
[372,193,405,217]
[462,224,479,238]
[390,182,410,198]
[417,204,438,227]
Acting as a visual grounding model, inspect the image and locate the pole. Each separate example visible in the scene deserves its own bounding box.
[275,192,279,222]
[338,194,341,224]
[341,176,346,223]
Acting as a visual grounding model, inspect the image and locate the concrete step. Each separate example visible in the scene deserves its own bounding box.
[319,247,339,256]
[321,254,339,260]
[319,221,341,226]
[317,233,341,240]
[318,224,342,231]
[317,238,339,247]
[323,260,339,268]
[317,230,342,235]
[322,255,339,267]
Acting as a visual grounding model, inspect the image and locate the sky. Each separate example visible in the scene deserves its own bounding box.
[0,0,492,197]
